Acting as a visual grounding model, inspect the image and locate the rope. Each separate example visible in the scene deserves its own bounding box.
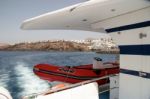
[63,66,72,83]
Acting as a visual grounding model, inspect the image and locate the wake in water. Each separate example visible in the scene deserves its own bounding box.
[0,51,117,99]
[0,74,10,88]
[14,62,50,98]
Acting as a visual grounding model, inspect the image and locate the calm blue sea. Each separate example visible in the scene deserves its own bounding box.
[0,51,117,99]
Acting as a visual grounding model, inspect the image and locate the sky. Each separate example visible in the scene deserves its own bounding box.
[0,0,109,44]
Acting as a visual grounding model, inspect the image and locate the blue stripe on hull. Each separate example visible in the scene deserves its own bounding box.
[120,69,150,79]
[106,20,150,33]
[119,44,150,55]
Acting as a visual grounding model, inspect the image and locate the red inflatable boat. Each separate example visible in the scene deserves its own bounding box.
[33,62,119,85]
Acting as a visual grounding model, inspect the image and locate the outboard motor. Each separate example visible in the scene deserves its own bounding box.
[93,57,103,75]
[93,57,103,69]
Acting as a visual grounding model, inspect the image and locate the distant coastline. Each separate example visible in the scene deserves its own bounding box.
[0,41,89,52]
[0,39,119,53]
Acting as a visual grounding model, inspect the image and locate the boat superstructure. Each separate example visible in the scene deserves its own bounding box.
[21,0,150,99]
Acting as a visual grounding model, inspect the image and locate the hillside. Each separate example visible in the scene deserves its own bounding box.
[0,43,10,49]
[0,38,119,53]
[1,41,90,51]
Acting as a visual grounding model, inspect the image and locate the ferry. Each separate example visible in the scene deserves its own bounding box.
[21,0,150,99]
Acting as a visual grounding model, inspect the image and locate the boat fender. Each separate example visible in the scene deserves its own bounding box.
[51,84,66,90]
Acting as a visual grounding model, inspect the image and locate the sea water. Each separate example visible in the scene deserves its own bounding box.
[0,51,117,99]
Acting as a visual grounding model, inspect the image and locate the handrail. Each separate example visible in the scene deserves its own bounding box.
[99,87,119,94]
[22,74,118,99]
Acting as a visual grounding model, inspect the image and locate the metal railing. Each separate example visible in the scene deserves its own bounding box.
[22,74,118,99]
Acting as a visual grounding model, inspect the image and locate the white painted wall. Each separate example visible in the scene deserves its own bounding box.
[92,6,150,99]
